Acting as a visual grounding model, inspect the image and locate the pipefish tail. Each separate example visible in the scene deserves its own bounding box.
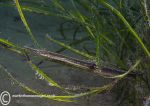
[24,46,139,78]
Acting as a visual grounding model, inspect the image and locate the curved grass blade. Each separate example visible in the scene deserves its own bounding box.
[46,35,95,60]
[27,61,66,91]
[14,0,40,48]
[106,60,141,79]
[68,80,117,98]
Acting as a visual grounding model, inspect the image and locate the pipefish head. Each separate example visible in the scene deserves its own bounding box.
[89,63,98,69]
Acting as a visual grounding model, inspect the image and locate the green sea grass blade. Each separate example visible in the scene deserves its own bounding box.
[74,0,91,12]
[0,3,55,16]
[141,0,150,29]
[14,0,40,48]
[46,35,95,60]
[106,60,141,79]
[21,6,55,16]
[69,80,117,98]
[28,61,64,90]
[103,47,126,68]
[0,37,22,54]
[51,0,65,11]
[0,38,16,48]
[54,82,115,99]
[99,0,150,59]
[70,0,95,39]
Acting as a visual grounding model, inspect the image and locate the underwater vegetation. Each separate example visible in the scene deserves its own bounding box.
[0,0,150,105]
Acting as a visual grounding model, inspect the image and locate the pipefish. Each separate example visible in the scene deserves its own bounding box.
[24,46,139,77]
